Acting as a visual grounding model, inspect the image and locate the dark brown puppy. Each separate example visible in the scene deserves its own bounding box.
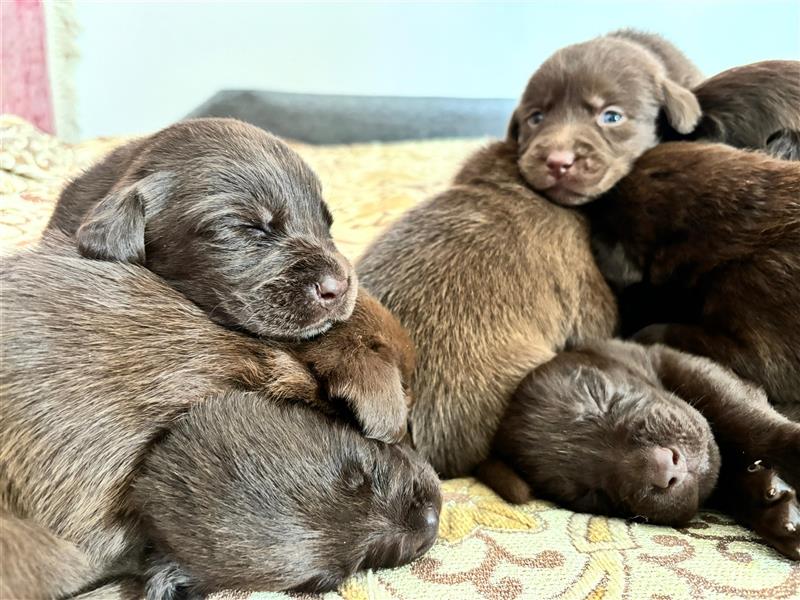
[576,142,800,406]
[508,29,702,206]
[135,393,441,599]
[358,141,618,477]
[0,234,419,599]
[47,117,356,341]
[662,60,800,159]
[479,339,800,560]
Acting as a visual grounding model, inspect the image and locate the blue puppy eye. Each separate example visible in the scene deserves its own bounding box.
[601,109,624,124]
[528,111,545,125]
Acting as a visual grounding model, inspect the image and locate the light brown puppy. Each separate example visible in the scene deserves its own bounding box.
[508,29,702,206]
[1,234,419,598]
[358,141,618,477]
[664,60,800,159]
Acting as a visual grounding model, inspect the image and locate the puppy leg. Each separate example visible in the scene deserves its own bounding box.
[293,290,413,444]
[650,345,800,559]
[0,511,98,599]
[476,458,532,504]
[633,323,781,401]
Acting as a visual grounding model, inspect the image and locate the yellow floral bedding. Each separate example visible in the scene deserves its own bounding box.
[1,115,797,600]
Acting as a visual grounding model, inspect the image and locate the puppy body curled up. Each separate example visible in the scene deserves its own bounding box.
[136,393,441,599]
[47,117,357,341]
[358,141,618,476]
[577,142,800,406]
[662,60,800,159]
[508,29,703,206]
[0,235,428,598]
[480,339,800,560]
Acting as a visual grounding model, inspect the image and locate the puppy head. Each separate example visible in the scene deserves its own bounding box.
[508,37,700,206]
[501,353,719,526]
[135,392,441,597]
[76,118,356,340]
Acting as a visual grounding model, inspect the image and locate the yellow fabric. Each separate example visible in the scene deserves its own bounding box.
[1,115,798,599]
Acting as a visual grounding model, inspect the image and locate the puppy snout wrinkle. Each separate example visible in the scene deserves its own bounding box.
[650,446,687,489]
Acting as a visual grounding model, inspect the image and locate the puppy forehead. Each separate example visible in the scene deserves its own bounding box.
[524,42,659,109]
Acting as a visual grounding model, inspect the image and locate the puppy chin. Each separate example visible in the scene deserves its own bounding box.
[294,320,334,341]
[543,185,596,207]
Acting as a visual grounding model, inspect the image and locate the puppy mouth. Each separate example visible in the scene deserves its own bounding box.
[542,181,595,206]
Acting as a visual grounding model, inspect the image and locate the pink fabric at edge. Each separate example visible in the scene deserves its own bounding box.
[1,0,54,133]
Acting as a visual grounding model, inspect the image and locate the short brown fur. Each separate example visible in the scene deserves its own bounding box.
[358,141,618,476]
[583,142,800,405]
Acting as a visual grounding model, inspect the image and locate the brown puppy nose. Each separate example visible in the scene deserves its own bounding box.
[545,150,576,178]
[410,502,440,558]
[312,275,349,304]
[649,447,688,489]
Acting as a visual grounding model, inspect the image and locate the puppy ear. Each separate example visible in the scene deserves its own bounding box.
[75,172,173,265]
[506,109,521,142]
[660,78,701,135]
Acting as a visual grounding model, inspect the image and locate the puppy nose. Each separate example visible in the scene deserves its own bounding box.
[313,275,349,304]
[410,503,440,559]
[649,447,688,489]
[411,503,440,533]
[545,150,576,178]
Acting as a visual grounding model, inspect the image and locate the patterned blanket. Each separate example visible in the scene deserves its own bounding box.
[1,115,797,599]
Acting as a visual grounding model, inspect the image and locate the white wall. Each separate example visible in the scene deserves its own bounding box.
[73,0,800,140]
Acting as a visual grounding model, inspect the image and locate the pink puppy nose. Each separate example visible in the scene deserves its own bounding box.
[314,275,349,304]
[649,447,688,489]
[545,150,576,178]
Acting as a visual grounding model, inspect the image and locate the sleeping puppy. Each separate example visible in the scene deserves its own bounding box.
[479,339,800,560]
[358,140,618,477]
[135,393,441,599]
[47,117,356,341]
[577,142,800,406]
[661,60,800,159]
[507,29,703,206]
[0,234,419,598]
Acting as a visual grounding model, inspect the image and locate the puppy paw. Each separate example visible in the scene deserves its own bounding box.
[323,348,410,444]
[293,290,415,444]
[741,461,800,561]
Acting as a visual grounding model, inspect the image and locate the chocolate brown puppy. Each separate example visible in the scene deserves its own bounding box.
[578,142,800,406]
[508,30,702,206]
[479,339,800,559]
[47,117,356,340]
[662,60,800,159]
[358,141,618,476]
[1,234,417,598]
[135,393,441,599]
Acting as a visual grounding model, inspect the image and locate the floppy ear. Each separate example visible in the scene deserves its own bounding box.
[660,78,701,135]
[506,109,521,142]
[75,172,173,265]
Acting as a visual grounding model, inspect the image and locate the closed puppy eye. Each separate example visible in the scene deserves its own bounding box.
[597,106,626,127]
[241,221,273,237]
[527,110,545,126]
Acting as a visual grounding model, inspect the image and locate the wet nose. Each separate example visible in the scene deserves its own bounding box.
[312,274,349,305]
[410,503,440,558]
[545,150,576,178]
[649,447,688,489]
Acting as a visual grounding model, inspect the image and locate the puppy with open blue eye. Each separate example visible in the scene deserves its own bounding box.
[507,29,703,206]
